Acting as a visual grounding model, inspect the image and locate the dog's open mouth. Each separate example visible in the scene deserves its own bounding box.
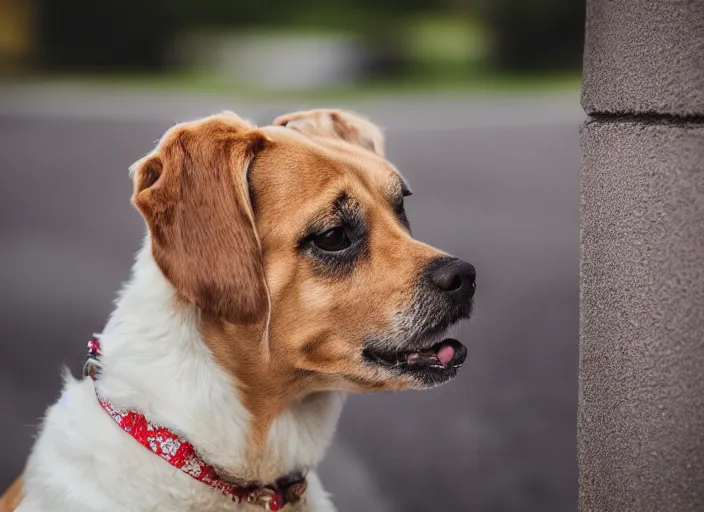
[363,338,467,372]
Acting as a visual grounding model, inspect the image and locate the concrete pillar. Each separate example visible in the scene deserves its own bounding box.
[579,1,704,511]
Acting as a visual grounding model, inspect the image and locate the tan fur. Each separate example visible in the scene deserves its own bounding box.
[138,110,448,456]
[131,112,270,327]
[0,477,22,512]
[2,109,450,507]
[273,109,385,157]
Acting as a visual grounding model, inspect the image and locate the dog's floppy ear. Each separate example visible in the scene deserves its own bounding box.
[273,109,385,157]
[130,113,269,325]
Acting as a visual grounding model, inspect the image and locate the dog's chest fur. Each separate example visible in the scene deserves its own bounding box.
[19,243,343,511]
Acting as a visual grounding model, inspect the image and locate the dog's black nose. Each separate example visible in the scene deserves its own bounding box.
[429,257,476,301]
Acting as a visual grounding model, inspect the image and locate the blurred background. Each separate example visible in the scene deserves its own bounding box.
[0,0,584,510]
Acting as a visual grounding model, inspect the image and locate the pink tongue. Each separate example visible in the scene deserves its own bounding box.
[436,344,455,366]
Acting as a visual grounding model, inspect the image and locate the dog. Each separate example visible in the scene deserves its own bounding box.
[0,109,475,511]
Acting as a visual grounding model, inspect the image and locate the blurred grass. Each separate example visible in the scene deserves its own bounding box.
[402,15,489,72]
[3,70,581,100]
[1,11,582,100]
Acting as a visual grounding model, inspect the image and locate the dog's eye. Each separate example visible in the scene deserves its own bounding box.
[312,227,350,252]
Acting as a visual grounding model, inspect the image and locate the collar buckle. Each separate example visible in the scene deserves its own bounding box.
[246,487,284,511]
[85,337,307,509]
[82,338,102,381]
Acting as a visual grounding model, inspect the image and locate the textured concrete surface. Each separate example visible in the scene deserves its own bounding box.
[581,0,704,116]
[0,91,582,512]
[580,120,704,511]
[581,0,704,508]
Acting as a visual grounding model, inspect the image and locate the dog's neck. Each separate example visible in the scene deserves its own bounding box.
[95,240,345,483]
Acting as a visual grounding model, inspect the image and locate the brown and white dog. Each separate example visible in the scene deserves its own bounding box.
[1,109,475,511]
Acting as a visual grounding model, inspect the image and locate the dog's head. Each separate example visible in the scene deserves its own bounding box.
[130,110,475,402]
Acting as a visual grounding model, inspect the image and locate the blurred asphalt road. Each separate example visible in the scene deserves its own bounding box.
[0,86,583,512]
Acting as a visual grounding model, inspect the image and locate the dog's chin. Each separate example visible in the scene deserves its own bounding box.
[362,337,467,389]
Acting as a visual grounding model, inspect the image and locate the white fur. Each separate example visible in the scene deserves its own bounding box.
[20,239,344,511]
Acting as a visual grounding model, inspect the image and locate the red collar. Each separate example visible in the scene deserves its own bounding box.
[85,339,306,511]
